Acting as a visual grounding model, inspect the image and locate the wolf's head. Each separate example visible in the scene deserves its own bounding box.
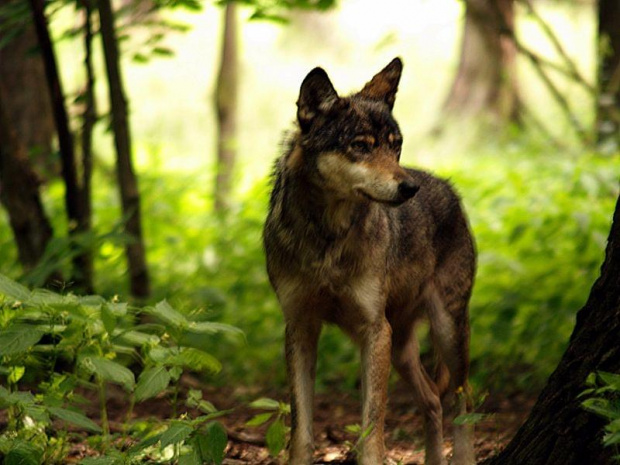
[295,58,418,206]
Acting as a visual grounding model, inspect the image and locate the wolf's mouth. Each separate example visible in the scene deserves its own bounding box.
[356,189,405,206]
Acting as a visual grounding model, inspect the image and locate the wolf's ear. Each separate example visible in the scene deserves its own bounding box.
[297,67,341,132]
[359,57,402,110]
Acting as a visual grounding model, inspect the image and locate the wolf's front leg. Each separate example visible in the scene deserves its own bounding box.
[285,318,321,465]
[359,318,392,465]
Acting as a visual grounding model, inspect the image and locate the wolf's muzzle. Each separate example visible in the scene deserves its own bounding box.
[397,180,419,202]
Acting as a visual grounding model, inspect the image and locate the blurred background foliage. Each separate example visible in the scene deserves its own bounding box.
[0,0,619,396]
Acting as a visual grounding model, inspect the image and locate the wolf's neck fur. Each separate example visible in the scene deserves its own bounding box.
[281,145,376,239]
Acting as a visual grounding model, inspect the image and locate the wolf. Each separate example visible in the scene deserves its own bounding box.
[263,58,476,465]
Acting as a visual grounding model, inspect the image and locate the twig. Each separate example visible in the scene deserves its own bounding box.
[487,0,591,144]
[518,0,595,95]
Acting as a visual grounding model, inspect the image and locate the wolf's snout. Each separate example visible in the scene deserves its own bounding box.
[398,180,419,201]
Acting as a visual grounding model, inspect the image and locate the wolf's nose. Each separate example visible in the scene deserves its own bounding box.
[398,181,419,200]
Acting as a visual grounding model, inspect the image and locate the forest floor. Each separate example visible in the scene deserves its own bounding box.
[64,376,535,464]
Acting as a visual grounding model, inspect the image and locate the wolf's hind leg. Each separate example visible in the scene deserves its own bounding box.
[392,327,447,465]
[285,317,321,465]
[427,287,475,465]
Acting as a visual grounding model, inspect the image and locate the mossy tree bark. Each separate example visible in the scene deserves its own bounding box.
[483,192,620,464]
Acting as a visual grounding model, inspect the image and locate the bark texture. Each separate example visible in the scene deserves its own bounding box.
[29,0,93,291]
[0,86,54,272]
[0,0,54,175]
[484,193,620,464]
[98,0,150,298]
[214,2,238,212]
[597,0,620,146]
[443,0,520,123]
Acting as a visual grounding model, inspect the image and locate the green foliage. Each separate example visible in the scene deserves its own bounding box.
[0,274,237,463]
[581,371,620,461]
[455,149,620,390]
[246,397,290,457]
[343,423,374,459]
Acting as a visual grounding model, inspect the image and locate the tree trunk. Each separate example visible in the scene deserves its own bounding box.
[443,0,520,123]
[0,85,55,274]
[596,0,620,148]
[29,0,93,292]
[0,0,55,177]
[97,0,150,298]
[77,0,97,293]
[483,192,620,464]
[214,2,238,213]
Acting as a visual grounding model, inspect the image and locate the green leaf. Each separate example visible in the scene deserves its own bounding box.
[0,274,30,301]
[249,397,280,410]
[453,412,489,425]
[134,366,171,402]
[171,348,222,373]
[196,422,227,465]
[80,457,122,465]
[152,46,174,57]
[85,357,136,391]
[265,416,287,457]
[113,330,160,347]
[160,422,193,449]
[49,406,102,433]
[4,440,43,465]
[178,446,201,465]
[186,389,217,414]
[126,432,163,455]
[149,300,187,327]
[598,371,620,390]
[0,325,44,356]
[603,430,620,447]
[8,366,25,384]
[101,303,116,334]
[245,412,273,427]
[188,321,244,337]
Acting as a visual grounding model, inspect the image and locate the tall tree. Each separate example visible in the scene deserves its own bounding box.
[29,0,93,292]
[0,0,55,176]
[214,2,238,212]
[483,191,620,464]
[76,0,97,292]
[443,0,521,124]
[0,85,55,274]
[97,0,150,298]
[596,0,620,147]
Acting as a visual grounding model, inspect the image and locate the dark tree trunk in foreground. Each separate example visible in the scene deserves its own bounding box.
[484,193,620,464]
[29,0,93,292]
[0,0,55,176]
[443,0,520,123]
[214,2,238,212]
[98,0,150,298]
[0,86,55,273]
[596,0,620,147]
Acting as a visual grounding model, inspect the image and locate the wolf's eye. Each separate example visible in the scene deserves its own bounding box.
[350,140,372,153]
